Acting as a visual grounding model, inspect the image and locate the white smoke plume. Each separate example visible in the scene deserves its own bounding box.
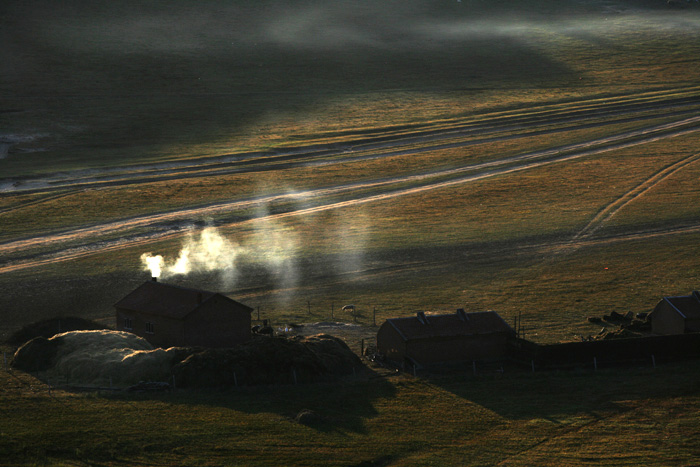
[140,226,240,284]
[243,202,301,303]
[138,196,373,299]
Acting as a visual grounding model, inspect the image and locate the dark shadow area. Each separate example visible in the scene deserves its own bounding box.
[418,357,700,421]
[1,0,580,175]
[107,365,397,435]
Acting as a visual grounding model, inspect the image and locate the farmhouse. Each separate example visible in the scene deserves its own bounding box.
[114,279,253,348]
[649,291,700,335]
[377,310,515,368]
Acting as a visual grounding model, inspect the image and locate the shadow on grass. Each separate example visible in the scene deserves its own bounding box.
[108,367,396,435]
[423,359,700,421]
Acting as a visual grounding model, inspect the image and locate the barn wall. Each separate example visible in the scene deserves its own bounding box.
[651,301,686,335]
[405,333,511,366]
[115,308,185,348]
[184,297,251,347]
[377,322,407,364]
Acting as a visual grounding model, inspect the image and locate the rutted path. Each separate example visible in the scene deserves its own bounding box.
[573,152,700,240]
[2,114,700,274]
[2,92,700,197]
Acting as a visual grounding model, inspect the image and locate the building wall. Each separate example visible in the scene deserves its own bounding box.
[651,301,686,335]
[406,333,511,366]
[115,308,185,348]
[376,322,407,364]
[183,297,251,347]
[377,321,512,367]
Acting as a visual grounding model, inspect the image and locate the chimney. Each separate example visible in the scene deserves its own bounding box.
[151,276,158,282]
[416,311,428,325]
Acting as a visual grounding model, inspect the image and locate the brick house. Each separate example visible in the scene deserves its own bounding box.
[114,279,253,348]
[377,309,515,368]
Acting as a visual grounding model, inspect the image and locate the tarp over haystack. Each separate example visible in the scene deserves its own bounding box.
[12,330,182,387]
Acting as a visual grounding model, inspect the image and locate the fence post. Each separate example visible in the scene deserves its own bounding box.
[172,374,176,390]
[531,360,535,373]
[472,360,476,376]
[292,368,298,385]
[331,302,334,319]
[652,354,656,369]
[233,372,238,387]
[593,357,598,371]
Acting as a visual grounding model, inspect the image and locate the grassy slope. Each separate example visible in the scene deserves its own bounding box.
[2,0,700,465]
[3,360,700,466]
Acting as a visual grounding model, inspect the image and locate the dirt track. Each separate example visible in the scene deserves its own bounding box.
[1,92,700,274]
[2,91,699,196]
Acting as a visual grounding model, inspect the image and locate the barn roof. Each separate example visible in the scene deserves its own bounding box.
[664,292,700,320]
[385,310,515,341]
[114,280,252,320]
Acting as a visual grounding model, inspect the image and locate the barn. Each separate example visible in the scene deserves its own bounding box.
[114,279,253,348]
[376,309,516,368]
[649,291,700,335]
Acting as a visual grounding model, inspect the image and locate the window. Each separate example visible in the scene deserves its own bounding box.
[124,318,133,330]
[145,322,155,334]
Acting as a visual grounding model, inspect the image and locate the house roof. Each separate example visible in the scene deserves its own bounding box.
[664,292,700,320]
[114,280,252,320]
[385,310,515,341]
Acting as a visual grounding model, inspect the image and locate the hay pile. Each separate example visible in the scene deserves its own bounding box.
[11,331,361,389]
[6,317,109,345]
[173,334,361,388]
[11,330,182,387]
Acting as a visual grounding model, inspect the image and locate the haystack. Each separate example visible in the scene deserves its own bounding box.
[173,334,361,388]
[12,330,179,387]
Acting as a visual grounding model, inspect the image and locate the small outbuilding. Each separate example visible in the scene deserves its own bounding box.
[376,309,515,368]
[649,291,700,335]
[114,279,253,348]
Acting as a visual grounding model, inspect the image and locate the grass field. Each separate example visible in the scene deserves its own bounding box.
[2,0,700,465]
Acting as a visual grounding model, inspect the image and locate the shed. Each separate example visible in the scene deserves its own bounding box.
[376,310,515,368]
[114,279,253,348]
[649,291,700,335]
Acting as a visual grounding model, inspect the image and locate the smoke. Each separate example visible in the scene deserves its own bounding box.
[141,225,240,284]
[141,253,164,278]
[248,203,301,301]
[139,213,300,294]
[138,194,375,300]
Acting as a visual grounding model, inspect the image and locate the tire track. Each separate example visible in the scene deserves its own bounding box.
[2,93,699,197]
[1,117,700,275]
[2,115,699,255]
[573,153,700,240]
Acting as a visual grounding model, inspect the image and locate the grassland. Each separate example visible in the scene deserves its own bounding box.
[2,0,700,465]
[3,358,700,466]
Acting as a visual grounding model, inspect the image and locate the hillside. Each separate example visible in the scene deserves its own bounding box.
[1,0,700,464]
